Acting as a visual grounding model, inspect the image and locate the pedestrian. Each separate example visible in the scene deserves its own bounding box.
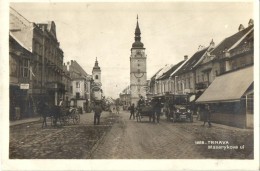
[93,102,102,125]
[38,99,48,128]
[202,104,212,127]
[129,103,135,120]
[137,96,145,107]
[152,98,162,123]
[116,105,120,114]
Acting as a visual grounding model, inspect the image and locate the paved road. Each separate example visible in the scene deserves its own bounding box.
[92,110,253,159]
[9,110,253,159]
[9,111,118,159]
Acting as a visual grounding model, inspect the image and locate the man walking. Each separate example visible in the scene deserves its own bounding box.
[202,104,212,127]
[152,98,162,123]
[93,102,102,125]
[129,103,135,120]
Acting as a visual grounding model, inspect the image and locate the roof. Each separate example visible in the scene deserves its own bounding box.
[196,66,253,103]
[150,68,163,80]
[155,64,174,79]
[230,29,254,52]
[158,60,186,80]
[10,32,32,52]
[211,25,253,56]
[175,48,208,75]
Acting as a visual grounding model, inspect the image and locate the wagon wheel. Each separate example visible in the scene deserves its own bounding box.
[73,111,80,124]
[61,115,69,125]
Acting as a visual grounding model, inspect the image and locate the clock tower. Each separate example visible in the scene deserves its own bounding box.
[130,15,147,105]
[92,57,101,86]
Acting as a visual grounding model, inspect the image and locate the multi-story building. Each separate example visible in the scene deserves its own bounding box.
[37,22,64,105]
[210,19,253,75]
[9,33,34,120]
[65,60,92,112]
[155,58,187,96]
[172,41,215,96]
[149,67,163,96]
[10,7,65,110]
[196,20,254,128]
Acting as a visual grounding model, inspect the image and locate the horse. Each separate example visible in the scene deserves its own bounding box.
[38,102,64,128]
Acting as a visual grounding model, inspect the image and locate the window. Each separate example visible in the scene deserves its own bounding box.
[95,75,98,79]
[76,92,80,99]
[76,82,80,88]
[20,59,30,78]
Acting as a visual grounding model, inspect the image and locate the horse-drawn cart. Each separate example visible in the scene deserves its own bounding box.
[59,107,80,125]
[136,105,154,122]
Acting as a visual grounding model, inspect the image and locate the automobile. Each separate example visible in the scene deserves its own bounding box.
[172,95,193,123]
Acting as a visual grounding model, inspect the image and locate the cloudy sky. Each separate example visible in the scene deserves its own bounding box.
[10,2,253,98]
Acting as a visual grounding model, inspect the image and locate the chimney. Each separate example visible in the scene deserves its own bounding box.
[210,39,215,48]
[248,19,254,26]
[184,55,188,60]
[238,24,245,31]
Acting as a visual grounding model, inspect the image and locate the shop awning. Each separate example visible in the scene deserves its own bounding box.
[196,66,253,103]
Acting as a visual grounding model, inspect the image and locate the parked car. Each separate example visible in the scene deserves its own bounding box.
[173,95,193,122]
[163,94,193,123]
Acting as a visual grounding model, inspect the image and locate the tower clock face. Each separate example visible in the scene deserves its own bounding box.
[134,72,144,78]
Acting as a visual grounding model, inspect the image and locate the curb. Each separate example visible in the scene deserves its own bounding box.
[10,118,42,127]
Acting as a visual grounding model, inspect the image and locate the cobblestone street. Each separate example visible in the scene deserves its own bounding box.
[10,110,253,159]
[9,111,119,159]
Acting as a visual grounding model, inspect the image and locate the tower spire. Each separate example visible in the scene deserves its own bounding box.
[132,15,144,48]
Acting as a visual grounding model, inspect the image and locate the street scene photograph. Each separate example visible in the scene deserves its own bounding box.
[3,1,259,170]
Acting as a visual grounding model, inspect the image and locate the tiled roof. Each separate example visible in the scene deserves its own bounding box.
[230,29,254,51]
[158,60,186,80]
[150,67,163,80]
[175,48,208,75]
[155,64,174,79]
[211,25,253,56]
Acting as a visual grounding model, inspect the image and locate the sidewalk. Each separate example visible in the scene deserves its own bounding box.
[9,111,113,127]
[10,117,41,126]
[192,116,253,131]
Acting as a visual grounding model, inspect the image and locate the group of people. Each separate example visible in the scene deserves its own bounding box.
[129,96,163,123]
[128,96,212,127]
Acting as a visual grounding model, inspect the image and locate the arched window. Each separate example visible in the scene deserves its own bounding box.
[95,75,98,79]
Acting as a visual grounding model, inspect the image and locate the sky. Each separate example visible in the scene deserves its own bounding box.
[10,2,253,99]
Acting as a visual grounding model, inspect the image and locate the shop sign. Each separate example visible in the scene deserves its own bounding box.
[20,83,29,89]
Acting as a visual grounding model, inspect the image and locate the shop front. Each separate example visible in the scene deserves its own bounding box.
[196,66,253,128]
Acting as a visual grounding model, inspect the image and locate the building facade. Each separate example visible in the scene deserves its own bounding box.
[9,34,34,120]
[9,7,65,118]
[65,60,91,112]
[130,16,147,105]
[196,20,254,128]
